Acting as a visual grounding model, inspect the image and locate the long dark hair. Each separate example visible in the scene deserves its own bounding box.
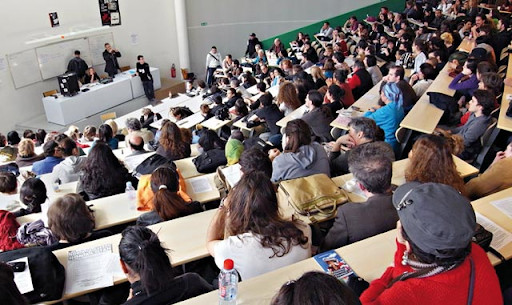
[80,142,130,197]
[226,172,309,257]
[283,119,311,153]
[19,178,47,213]
[98,124,113,143]
[150,167,196,220]
[119,226,174,296]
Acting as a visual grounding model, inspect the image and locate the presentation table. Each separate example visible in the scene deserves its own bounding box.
[126,67,162,98]
[42,68,161,126]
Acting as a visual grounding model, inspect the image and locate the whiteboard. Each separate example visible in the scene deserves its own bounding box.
[36,38,91,80]
[7,49,42,89]
[88,33,115,66]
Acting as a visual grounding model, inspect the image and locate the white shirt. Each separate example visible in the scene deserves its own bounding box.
[213,225,312,280]
[413,79,434,97]
[206,52,222,69]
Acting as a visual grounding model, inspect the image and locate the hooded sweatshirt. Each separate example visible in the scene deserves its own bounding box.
[271,142,330,183]
[51,155,87,184]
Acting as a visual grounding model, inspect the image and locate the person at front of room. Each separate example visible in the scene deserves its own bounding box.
[205,46,221,87]
[360,182,502,305]
[83,67,100,84]
[136,55,155,102]
[103,43,122,78]
[66,50,88,80]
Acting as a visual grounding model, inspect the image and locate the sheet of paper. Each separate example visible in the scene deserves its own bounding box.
[475,213,512,251]
[64,244,114,294]
[9,257,34,294]
[189,176,213,194]
[490,197,512,220]
[221,164,241,188]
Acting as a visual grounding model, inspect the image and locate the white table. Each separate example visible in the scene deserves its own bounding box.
[126,67,162,98]
[42,68,161,126]
[43,75,133,125]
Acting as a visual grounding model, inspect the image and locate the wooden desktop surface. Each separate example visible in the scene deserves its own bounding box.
[179,186,512,305]
[498,56,512,132]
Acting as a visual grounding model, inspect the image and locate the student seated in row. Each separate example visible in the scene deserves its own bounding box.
[119,226,212,304]
[206,172,311,280]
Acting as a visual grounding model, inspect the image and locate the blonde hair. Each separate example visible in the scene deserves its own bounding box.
[440,32,453,45]
[18,138,35,157]
[105,119,118,135]
[310,66,325,81]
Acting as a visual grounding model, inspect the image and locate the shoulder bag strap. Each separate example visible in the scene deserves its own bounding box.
[467,257,475,305]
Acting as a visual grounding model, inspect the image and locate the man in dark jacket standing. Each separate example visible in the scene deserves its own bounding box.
[103,43,121,77]
[136,55,155,101]
[67,50,88,80]
[245,33,261,58]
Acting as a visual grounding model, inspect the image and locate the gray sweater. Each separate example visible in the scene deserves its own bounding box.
[271,142,330,182]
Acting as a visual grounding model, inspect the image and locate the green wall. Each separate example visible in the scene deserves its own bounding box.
[261,0,405,48]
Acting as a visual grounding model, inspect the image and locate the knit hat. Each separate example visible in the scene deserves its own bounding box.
[392,182,476,258]
[382,82,403,108]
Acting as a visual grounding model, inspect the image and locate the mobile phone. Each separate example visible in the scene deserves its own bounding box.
[7,261,26,272]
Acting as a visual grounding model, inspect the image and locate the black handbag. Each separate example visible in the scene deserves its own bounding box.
[192,149,227,173]
[472,224,505,262]
[0,247,65,303]
[506,101,512,118]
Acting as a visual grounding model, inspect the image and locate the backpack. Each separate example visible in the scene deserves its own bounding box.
[192,149,227,173]
[133,154,176,177]
[0,247,65,303]
[172,106,194,117]
[215,106,230,121]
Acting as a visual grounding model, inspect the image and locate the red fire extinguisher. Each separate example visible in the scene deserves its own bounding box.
[171,64,176,78]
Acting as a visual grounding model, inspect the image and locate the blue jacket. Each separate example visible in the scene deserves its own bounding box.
[364,102,404,150]
[32,156,64,175]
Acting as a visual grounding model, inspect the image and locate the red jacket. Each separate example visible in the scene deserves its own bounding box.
[360,241,502,305]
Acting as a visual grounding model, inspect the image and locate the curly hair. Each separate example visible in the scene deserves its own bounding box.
[277,82,301,111]
[405,135,466,195]
[159,121,188,157]
[225,172,309,258]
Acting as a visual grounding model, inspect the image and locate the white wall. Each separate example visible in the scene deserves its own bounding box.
[185,0,379,79]
[0,0,378,132]
[0,0,180,132]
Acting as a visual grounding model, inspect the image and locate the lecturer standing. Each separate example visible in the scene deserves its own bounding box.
[103,43,121,77]
[136,55,155,102]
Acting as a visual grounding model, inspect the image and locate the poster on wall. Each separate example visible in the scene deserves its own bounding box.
[99,0,121,26]
[49,12,60,27]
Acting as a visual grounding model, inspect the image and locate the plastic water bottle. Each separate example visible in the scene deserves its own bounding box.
[219,259,238,305]
[125,181,136,201]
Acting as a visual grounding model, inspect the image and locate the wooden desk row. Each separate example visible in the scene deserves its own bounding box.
[399,61,456,134]
[497,55,512,133]
[178,187,512,305]
[17,173,220,230]
[330,80,382,130]
[280,156,478,223]
[42,156,479,303]
[45,208,217,304]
